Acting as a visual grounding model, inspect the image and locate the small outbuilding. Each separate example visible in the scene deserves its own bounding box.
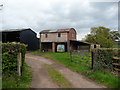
[1,28,40,50]
[70,40,92,52]
[70,40,100,52]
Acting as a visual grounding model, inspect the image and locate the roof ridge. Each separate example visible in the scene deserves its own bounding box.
[1,28,31,31]
[40,28,75,33]
[42,28,74,31]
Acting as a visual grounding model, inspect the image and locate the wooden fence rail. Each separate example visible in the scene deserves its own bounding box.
[112,57,120,78]
[112,57,120,71]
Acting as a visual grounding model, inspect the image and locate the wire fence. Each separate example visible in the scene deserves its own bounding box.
[70,50,92,68]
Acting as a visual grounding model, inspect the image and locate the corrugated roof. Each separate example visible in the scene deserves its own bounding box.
[40,28,75,33]
[0,28,31,32]
[0,28,37,35]
[70,40,93,45]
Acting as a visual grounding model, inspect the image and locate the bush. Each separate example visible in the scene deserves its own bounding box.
[2,63,32,88]
[92,48,120,70]
[2,43,27,74]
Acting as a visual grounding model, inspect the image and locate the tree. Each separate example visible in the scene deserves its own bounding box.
[83,26,119,48]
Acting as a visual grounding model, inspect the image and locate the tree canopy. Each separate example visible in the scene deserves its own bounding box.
[83,26,120,48]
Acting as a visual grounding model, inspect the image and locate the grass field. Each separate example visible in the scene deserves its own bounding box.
[2,63,32,88]
[32,51,120,88]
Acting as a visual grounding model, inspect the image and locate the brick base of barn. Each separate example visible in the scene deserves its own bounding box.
[40,40,95,52]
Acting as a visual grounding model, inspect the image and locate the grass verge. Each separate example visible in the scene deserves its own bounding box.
[2,63,32,88]
[32,51,120,88]
[45,64,73,88]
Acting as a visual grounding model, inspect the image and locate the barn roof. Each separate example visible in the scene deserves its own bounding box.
[40,28,76,34]
[70,40,94,45]
[0,28,31,32]
[0,28,37,35]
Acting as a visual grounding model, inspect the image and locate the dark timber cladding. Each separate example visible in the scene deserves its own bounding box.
[1,28,40,50]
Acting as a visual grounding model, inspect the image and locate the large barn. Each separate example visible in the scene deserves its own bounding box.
[40,28,98,52]
[1,28,40,50]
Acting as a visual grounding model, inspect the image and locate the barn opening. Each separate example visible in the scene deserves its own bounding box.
[41,42,52,52]
[40,42,68,52]
[70,40,91,52]
[57,44,65,52]
[2,31,20,43]
[55,43,67,52]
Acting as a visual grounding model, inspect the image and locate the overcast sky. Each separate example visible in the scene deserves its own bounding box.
[0,0,118,40]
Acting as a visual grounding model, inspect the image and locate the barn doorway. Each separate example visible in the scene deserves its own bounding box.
[2,32,20,43]
[57,44,65,52]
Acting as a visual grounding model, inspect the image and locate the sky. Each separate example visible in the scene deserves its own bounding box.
[0,0,119,40]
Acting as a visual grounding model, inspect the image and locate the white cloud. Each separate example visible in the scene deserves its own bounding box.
[1,0,118,39]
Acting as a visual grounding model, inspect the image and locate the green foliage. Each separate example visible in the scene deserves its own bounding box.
[2,63,32,88]
[2,43,31,88]
[90,70,119,88]
[2,43,27,73]
[93,48,120,70]
[2,52,17,73]
[84,26,117,48]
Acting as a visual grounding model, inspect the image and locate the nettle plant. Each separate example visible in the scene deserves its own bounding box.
[93,48,120,70]
[2,43,27,74]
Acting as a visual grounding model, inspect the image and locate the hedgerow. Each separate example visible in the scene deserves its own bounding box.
[2,43,27,74]
[92,48,120,70]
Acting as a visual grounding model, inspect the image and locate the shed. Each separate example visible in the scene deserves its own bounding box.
[70,40,100,52]
[1,28,40,50]
[70,40,92,52]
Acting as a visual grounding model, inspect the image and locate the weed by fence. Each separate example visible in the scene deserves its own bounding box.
[92,48,120,70]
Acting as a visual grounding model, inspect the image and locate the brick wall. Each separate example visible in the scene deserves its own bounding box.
[41,33,68,42]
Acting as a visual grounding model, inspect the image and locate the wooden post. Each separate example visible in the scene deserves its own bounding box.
[70,48,72,62]
[40,34,42,51]
[52,42,56,52]
[67,41,70,52]
[17,53,22,76]
[91,51,94,69]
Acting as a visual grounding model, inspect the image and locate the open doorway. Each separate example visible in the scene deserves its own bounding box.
[57,44,65,52]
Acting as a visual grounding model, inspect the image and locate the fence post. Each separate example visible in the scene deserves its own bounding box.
[91,51,94,69]
[17,53,22,76]
[70,50,72,62]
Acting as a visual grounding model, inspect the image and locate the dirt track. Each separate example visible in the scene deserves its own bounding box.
[25,53,106,88]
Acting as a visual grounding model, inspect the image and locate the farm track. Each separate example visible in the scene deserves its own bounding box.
[25,53,106,88]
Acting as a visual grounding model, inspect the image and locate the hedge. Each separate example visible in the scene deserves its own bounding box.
[2,43,27,74]
[92,48,120,70]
